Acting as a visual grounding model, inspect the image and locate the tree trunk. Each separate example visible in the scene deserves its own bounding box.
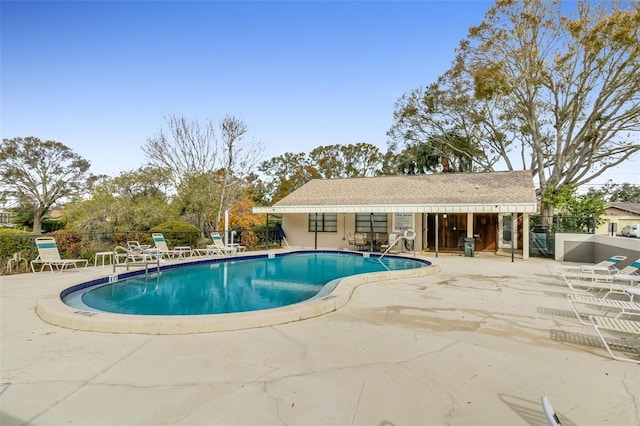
[32,208,45,234]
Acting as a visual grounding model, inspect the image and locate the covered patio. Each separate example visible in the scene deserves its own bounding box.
[254,171,538,258]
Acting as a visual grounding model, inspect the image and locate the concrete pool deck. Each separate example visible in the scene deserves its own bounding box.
[1,252,639,425]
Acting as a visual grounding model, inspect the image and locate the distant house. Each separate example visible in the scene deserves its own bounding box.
[46,209,65,221]
[253,170,538,259]
[0,209,16,228]
[597,202,640,235]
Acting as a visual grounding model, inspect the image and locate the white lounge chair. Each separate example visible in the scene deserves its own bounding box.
[555,255,627,277]
[616,258,640,275]
[152,233,193,258]
[611,258,640,284]
[567,294,640,325]
[30,237,89,273]
[125,241,160,260]
[558,270,631,299]
[588,316,640,364]
[205,232,237,256]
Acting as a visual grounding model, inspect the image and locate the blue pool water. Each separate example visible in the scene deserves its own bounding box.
[66,252,429,315]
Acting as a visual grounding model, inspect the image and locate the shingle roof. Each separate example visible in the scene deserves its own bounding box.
[254,170,538,214]
[605,202,640,215]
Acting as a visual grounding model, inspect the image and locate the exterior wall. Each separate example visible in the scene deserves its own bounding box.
[554,233,640,265]
[280,211,525,255]
[596,208,640,235]
[279,210,533,259]
[281,213,424,251]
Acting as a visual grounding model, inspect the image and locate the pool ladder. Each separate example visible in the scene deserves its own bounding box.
[112,246,161,276]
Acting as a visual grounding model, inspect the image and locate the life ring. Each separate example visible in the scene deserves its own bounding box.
[404,229,416,240]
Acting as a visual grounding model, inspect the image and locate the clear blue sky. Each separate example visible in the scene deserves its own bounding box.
[1,0,637,187]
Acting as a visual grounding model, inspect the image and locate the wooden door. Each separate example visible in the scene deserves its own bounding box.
[473,214,498,251]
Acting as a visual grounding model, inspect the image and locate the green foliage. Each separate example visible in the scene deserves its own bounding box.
[542,184,605,232]
[258,152,320,203]
[9,210,65,232]
[0,229,33,262]
[393,133,481,174]
[586,181,640,203]
[173,172,218,234]
[258,143,385,203]
[64,167,175,232]
[309,143,385,178]
[0,137,97,233]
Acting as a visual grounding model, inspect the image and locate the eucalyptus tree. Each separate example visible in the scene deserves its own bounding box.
[0,137,97,234]
[391,0,640,215]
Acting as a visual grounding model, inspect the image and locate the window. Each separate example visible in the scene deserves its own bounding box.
[355,213,388,233]
[503,215,512,242]
[393,213,413,231]
[309,213,337,232]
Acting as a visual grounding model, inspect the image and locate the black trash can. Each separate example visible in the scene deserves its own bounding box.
[463,237,475,257]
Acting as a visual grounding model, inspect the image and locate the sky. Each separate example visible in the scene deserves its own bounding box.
[1,0,638,189]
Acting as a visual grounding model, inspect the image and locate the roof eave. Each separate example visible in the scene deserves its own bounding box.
[253,203,538,214]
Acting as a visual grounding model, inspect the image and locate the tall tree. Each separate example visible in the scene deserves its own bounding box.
[392,134,481,174]
[143,114,264,229]
[586,180,640,203]
[258,152,319,203]
[0,137,96,233]
[391,0,640,213]
[215,115,254,225]
[309,143,384,178]
[388,84,499,172]
[64,167,173,232]
[143,115,218,187]
[173,172,218,234]
[258,143,385,203]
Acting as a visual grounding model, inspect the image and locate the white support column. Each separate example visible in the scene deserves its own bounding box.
[523,212,530,259]
[224,210,229,246]
[467,212,474,237]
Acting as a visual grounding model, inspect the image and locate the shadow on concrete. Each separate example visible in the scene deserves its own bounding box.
[537,306,579,319]
[498,393,577,426]
[0,412,27,426]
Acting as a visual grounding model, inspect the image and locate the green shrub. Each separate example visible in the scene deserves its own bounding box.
[0,229,34,274]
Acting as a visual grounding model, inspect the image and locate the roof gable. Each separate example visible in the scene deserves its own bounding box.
[605,202,640,215]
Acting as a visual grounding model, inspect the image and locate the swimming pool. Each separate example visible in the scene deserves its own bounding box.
[63,252,428,315]
[37,250,439,334]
